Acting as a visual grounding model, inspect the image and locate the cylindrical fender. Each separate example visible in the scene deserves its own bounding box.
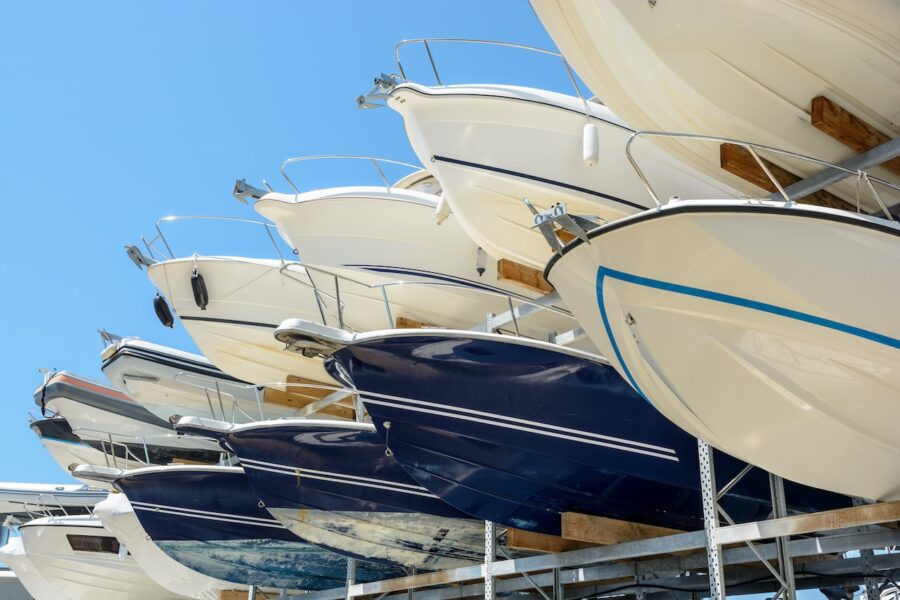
[153,295,175,328]
[583,122,600,167]
[191,268,209,311]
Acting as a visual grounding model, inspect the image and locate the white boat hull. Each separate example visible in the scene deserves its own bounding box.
[149,255,590,386]
[94,493,243,600]
[148,257,339,387]
[0,536,69,600]
[18,515,188,600]
[387,83,737,268]
[37,436,134,489]
[0,483,105,515]
[531,0,900,210]
[254,190,589,347]
[40,373,219,454]
[545,199,900,500]
[101,338,302,423]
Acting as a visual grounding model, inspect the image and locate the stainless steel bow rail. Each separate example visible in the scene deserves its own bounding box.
[169,373,357,423]
[624,131,900,220]
[137,215,289,264]
[130,214,587,349]
[358,38,593,121]
[280,155,422,195]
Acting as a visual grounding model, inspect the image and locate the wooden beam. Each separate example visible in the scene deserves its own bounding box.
[811,96,900,176]
[562,512,684,546]
[395,316,433,329]
[264,375,355,420]
[719,143,855,211]
[219,591,249,600]
[507,527,597,553]
[497,259,554,295]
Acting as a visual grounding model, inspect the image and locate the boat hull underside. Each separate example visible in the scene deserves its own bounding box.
[331,334,847,535]
[546,203,900,500]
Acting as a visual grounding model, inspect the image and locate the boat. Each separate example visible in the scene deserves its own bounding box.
[179,417,510,570]
[0,481,106,517]
[100,334,316,423]
[17,514,189,599]
[0,535,68,600]
[530,0,900,211]
[111,464,402,590]
[274,320,850,536]
[35,372,224,468]
[93,491,244,600]
[544,195,900,501]
[251,158,589,349]
[364,40,737,269]
[144,250,583,394]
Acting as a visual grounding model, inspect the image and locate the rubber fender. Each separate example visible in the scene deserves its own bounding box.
[154,295,175,328]
[191,268,209,310]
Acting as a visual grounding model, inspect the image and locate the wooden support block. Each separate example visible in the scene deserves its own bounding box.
[506,527,597,553]
[556,229,576,244]
[264,375,355,420]
[395,316,433,329]
[811,96,900,176]
[719,143,855,211]
[497,259,554,295]
[219,591,248,600]
[561,512,684,546]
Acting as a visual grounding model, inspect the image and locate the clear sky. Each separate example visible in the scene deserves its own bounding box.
[0,5,843,599]
[0,0,572,484]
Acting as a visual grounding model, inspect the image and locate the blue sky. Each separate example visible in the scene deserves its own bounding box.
[0,5,846,598]
[0,0,571,483]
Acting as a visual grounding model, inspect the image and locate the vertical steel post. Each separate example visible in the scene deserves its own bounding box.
[247,585,258,600]
[345,557,357,600]
[769,473,797,600]
[698,440,725,600]
[553,567,563,600]
[853,497,880,600]
[407,567,416,600]
[254,386,265,420]
[484,521,496,600]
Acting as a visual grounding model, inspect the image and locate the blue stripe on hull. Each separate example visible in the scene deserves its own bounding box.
[329,334,850,536]
[225,424,489,569]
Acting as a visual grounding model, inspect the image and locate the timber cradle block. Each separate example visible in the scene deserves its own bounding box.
[811,96,900,176]
[507,527,597,553]
[719,143,854,211]
[561,512,683,546]
[497,259,554,295]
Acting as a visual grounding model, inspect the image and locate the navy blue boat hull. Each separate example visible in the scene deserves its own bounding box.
[325,332,850,535]
[114,466,400,589]
[224,422,493,570]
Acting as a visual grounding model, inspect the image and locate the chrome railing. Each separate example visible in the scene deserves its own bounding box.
[169,376,359,423]
[139,213,580,341]
[624,131,899,221]
[393,38,591,120]
[141,215,289,263]
[280,155,422,195]
[281,259,577,340]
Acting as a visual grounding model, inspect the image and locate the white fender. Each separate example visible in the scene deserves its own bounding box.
[582,122,600,167]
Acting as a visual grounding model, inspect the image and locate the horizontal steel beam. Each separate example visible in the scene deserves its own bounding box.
[299,520,900,600]
[768,137,900,206]
[471,292,563,333]
[712,500,900,546]
[373,530,900,600]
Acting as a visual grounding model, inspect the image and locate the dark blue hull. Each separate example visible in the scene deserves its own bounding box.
[325,332,851,535]
[225,421,493,570]
[114,466,400,589]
